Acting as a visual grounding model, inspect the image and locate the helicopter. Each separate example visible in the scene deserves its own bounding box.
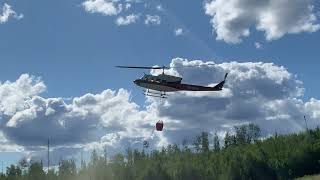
[116,65,228,98]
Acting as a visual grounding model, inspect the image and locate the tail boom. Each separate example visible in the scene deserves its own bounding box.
[172,73,228,91]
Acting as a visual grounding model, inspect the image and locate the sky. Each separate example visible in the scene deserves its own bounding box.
[0,0,320,169]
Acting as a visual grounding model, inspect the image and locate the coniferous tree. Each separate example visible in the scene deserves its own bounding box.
[1,124,320,180]
[224,132,232,148]
[58,159,76,179]
[6,164,21,180]
[18,158,28,176]
[213,133,220,151]
[90,149,99,168]
[201,132,209,153]
[28,162,44,180]
[193,135,202,152]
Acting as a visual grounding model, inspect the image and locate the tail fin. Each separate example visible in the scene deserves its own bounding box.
[214,73,228,90]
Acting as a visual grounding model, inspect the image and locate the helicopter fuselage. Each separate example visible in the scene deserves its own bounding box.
[134,74,182,92]
[141,74,182,83]
[133,73,227,92]
[116,65,228,97]
[134,79,180,92]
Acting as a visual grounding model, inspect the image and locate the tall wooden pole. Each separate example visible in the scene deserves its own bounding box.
[47,139,50,172]
[304,115,308,131]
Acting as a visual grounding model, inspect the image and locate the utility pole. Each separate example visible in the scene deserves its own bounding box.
[81,151,83,164]
[80,150,83,169]
[304,115,309,131]
[47,139,50,173]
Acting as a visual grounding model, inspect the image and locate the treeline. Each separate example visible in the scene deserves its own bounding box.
[1,124,320,180]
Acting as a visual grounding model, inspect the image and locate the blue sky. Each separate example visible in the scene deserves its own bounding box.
[0,0,320,169]
[1,0,319,100]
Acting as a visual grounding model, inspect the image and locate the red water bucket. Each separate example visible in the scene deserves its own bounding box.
[156,120,164,131]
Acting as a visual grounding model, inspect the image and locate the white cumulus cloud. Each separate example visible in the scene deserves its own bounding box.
[82,0,163,27]
[150,58,315,144]
[1,59,320,159]
[145,14,161,25]
[0,74,46,116]
[116,14,139,26]
[125,3,131,10]
[156,4,164,12]
[82,0,122,16]
[204,0,320,43]
[0,75,160,157]
[175,28,184,36]
[255,42,262,49]
[0,3,23,24]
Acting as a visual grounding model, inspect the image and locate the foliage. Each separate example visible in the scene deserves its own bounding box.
[1,124,320,180]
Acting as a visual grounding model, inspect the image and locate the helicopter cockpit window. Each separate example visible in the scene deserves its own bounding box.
[141,75,147,80]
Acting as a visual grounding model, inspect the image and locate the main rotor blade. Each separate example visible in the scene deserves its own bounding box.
[115,66,169,69]
[116,63,216,70]
[170,63,216,69]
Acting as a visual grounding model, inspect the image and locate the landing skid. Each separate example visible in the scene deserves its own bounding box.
[143,89,168,98]
[143,93,167,98]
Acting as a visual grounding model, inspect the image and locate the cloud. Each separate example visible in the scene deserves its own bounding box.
[0,74,46,116]
[156,5,164,12]
[82,0,163,27]
[255,42,262,49]
[204,0,320,43]
[0,3,23,24]
[116,14,139,26]
[0,132,23,152]
[0,75,159,157]
[174,28,184,36]
[145,15,161,25]
[82,0,122,16]
[125,3,131,10]
[305,98,320,119]
[1,59,320,159]
[150,58,315,144]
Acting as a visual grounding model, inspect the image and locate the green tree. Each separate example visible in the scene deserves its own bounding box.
[201,132,209,153]
[6,164,21,180]
[18,158,28,176]
[90,149,99,168]
[193,135,201,153]
[28,162,45,180]
[224,132,232,148]
[213,132,220,151]
[247,123,261,143]
[1,124,320,180]
[235,125,247,145]
[58,159,76,179]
